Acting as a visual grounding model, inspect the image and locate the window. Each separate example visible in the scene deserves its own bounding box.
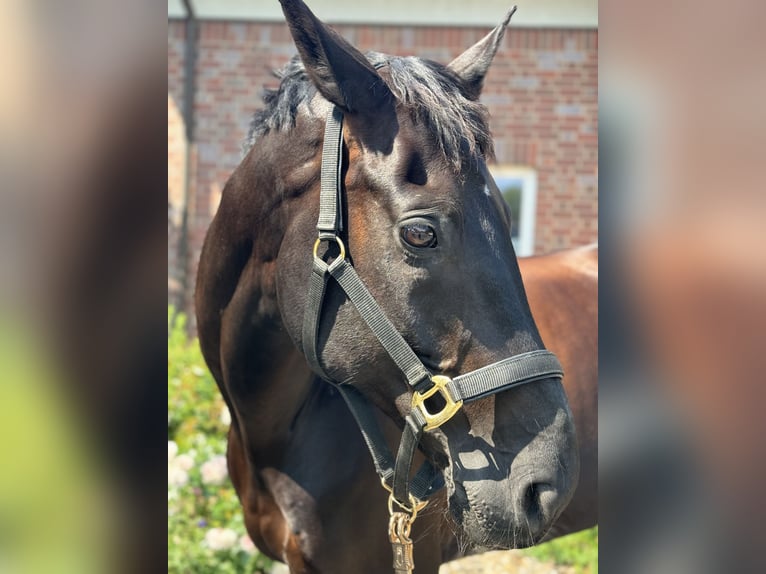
[489,167,538,257]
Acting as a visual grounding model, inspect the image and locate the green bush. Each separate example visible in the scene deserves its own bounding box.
[168,308,273,573]
[168,308,229,447]
[523,526,598,573]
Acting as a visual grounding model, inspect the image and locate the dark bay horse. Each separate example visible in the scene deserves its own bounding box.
[195,1,591,571]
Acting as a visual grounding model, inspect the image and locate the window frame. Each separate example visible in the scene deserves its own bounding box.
[489,166,538,257]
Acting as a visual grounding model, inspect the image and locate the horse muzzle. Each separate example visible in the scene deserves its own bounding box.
[445,399,580,549]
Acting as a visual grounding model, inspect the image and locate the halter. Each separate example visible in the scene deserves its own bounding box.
[302,106,563,573]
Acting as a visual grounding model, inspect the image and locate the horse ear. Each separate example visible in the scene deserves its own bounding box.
[279,0,393,115]
[447,6,516,101]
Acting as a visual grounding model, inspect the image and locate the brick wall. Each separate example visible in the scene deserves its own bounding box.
[168,94,184,303]
[168,21,186,307]
[167,19,597,310]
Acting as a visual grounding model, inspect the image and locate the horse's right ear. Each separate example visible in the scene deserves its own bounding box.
[279,0,393,115]
[447,6,516,101]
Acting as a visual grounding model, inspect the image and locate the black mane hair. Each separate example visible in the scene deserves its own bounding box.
[244,52,494,170]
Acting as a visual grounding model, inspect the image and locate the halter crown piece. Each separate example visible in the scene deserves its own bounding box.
[302,107,564,574]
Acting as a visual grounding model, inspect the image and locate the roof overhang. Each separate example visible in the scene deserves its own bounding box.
[168,0,597,29]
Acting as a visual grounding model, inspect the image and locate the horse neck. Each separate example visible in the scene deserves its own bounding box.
[206,134,320,460]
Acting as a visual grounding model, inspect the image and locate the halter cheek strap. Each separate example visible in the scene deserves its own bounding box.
[301,105,564,514]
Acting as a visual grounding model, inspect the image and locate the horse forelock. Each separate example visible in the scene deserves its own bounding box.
[373,52,494,170]
[243,53,494,170]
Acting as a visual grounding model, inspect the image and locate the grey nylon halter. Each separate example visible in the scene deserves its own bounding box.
[302,106,564,513]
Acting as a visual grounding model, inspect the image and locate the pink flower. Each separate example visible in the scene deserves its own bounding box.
[200,455,228,485]
[174,454,194,471]
[168,444,194,488]
[239,534,256,554]
[168,441,178,462]
[203,527,238,551]
[220,406,232,426]
[168,466,189,488]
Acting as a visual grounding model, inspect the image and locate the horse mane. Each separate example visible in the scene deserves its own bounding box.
[244,52,494,170]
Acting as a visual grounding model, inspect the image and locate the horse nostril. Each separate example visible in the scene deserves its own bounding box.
[522,482,542,518]
[520,481,558,526]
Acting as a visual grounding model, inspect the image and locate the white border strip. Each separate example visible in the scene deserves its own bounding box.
[168,0,597,29]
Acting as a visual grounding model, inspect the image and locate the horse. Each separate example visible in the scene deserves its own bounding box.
[519,244,598,539]
[195,1,591,572]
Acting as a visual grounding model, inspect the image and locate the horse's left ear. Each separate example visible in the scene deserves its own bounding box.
[279,0,393,115]
[447,6,516,101]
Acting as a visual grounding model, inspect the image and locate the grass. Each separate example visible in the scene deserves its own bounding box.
[523,526,598,573]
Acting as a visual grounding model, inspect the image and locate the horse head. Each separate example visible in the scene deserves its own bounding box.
[264,0,580,550]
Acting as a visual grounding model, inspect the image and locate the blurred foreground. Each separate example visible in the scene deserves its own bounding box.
[0,1,166,572]
[599,0,766,571]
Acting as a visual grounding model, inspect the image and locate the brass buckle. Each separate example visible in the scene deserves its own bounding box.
[312,236,346,261]
[387,492,428,521]
[412,375,463,431]
[381,478,428,521]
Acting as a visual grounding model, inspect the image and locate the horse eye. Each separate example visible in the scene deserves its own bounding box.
[400,223,437,249]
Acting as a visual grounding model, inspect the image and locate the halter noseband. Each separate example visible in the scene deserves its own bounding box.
[301,107,563,573]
